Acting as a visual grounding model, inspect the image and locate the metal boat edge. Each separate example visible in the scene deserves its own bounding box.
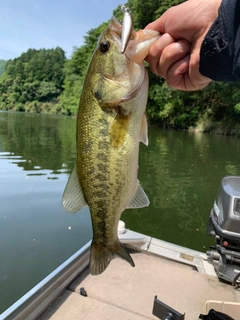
[0,241,91,320]
[0,226,217,320]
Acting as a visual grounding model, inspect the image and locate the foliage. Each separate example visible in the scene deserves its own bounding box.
[60,22,109,115]
[127,0,185,29]
[0,60,6,76]
[1,0,240,134]
[0,48,66,112]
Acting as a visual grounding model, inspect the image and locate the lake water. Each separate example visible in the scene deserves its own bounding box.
[1,111,240,312]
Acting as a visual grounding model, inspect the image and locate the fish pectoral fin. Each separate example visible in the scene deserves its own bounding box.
[140,113,148,146]
[62,164,87,213]
[126,181,150,209]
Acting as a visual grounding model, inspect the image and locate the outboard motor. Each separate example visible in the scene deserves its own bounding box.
[207,176,240,285]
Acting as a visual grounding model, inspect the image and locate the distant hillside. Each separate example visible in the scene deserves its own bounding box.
[0,60,6,76]
[0,48,66,113]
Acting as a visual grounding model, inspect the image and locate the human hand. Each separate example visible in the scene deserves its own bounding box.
[145,0,222,90]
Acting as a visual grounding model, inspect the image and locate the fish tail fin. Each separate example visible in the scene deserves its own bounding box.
[90,240,135,275]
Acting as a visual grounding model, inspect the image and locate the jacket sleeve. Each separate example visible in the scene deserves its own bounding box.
[199,0,240,82]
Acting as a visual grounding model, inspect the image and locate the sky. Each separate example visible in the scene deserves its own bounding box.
[0,0,124,60]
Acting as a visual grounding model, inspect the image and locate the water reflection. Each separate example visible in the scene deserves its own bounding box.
[1,112,240,313]
[122,128,240,252]
[0,112,92,313]
[0,112,76,175]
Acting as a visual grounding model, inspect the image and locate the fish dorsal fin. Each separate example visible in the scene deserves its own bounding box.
[140,113,148,146]
[127,181,149,209]
[62,164,87,213]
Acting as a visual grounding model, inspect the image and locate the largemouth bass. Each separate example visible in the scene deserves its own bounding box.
[62,9,159,275]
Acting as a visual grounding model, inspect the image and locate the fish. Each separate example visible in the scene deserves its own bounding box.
[62,8,159,275]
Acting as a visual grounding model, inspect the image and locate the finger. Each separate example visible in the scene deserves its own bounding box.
[165,55,191,90]
[187,49,212,90]
[145,33,175,75]
[145,16,165,33]
[158,39,191,79]
[166,54,211,91]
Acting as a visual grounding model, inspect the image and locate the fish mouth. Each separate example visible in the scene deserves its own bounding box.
[109,16,159,64]
[101,15,158,104]
[108,16,137,56]
[109,16,125,50]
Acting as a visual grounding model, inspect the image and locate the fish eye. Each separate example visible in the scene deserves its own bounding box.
[99,41,110,53]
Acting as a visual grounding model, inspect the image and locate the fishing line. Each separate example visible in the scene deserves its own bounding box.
[114,5,125,23]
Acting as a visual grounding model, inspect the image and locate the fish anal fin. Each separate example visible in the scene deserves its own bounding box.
[90,240,134,275]
[62,164,87,213]
[127,181,149,209]
[140,113,148,146]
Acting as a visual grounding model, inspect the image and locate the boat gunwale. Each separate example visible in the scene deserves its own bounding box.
[0,229,216,320]
[0,241,91,320]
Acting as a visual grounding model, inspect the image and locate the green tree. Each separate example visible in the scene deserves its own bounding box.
[0,60,6,76]
[60,22,108,115]
[0,48,66,112]
[1,0,240,134]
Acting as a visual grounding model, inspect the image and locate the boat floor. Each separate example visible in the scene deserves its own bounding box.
[38,250,240,320]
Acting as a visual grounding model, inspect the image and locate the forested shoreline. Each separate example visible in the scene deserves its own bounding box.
[1,0,240,135]
[0,60,6,77]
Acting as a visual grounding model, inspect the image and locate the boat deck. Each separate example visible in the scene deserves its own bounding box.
[38,250,240,320]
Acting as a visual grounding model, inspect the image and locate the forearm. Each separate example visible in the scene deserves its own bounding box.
[200,0,240,82]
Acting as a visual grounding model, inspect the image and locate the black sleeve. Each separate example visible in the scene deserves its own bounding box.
[199,0,240,82]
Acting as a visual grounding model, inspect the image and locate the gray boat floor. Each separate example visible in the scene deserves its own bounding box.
[39,251,240,320]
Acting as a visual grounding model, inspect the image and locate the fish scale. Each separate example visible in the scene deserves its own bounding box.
[62,12,159,275]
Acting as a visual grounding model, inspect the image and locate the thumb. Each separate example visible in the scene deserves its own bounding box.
[145,16,165,34]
